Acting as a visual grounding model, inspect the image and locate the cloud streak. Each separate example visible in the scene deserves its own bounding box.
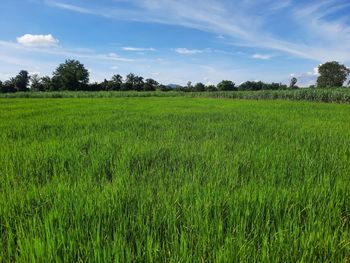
[252,54,272,60]
[0,39,135,65]
[175,48,203,55]
[122,47,156,52]
[43,0,350,62]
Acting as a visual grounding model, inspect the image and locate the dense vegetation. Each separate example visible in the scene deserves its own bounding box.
[2,88,350,103]
[1,97,349,262]
[1,60,349,94]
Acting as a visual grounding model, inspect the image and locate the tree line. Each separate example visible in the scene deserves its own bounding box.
[0,60,349,93]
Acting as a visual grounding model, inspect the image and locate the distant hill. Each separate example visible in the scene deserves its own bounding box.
[167,84,181,89]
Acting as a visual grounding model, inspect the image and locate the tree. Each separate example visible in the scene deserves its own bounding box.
[217,80,236,91]
[52,60,89,90]
[30,74,44,91]
[0,81,3,93]
[270,82,287,90]
[316,61,350,88]
[41,76,53,91]
[124,73,144,91]
[159,84,172,92]
[100,75,123,91]
[185,81,193,92]
[134,76,145,91]
[206,85,217,92]
[88,82,102,91]
[144,78,158,91]
[123,74,134,90]
[241,81,262,90]
[110,74,123,90]
[14,70,30,92]
[2,79,16,93]
[290,77,298,89]
[100,79,109,91]
[194,82,206,92]
[112,74,123,83]
[239,81,286,90]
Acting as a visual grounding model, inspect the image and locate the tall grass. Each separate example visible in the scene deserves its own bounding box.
[1,88,350,103]
[0,98,349,262]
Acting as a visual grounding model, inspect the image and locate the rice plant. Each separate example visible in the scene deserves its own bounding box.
[0,97,349,262]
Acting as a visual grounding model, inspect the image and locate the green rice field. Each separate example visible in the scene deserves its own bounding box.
[0,97,349,262]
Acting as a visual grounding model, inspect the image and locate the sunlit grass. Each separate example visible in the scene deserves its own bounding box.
[0,97,349,262]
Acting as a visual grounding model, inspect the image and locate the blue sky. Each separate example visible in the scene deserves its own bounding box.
[1,0,350,85]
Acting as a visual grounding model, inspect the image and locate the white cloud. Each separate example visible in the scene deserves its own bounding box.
[175,48,203,55]
[17,34,59,47]
[288,65,323,86]
[29,71,41,76]
[122,47,156,52]
[0,39,135,66]
[252,54,272,60]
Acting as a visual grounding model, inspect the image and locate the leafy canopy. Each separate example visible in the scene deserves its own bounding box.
[317,61,350,88]
[217,80,236,91]
[52,60,89,91]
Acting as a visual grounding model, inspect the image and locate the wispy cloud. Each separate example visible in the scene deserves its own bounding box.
[252,54,272,60]
[0,37,262,85]
[3,0,350,85]
[122,47,156,52]
[45,0,96,15]
[175,48,203,55]
[42,0,350,62]
[268,0,292,11]
[0,38,135,64]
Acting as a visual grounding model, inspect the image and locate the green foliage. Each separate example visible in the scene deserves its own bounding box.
[158,84,173,92]
[182,81,193,92]
[290,77,298,89]
[2,60,350,94]
[100,79,120,91]
[88,82,103,91]
[125,73,144,91]
[2,89,350,103]
[317,61,350,88]
[14,70,30,92]
[52,59,89,91]
[41,76,53,91]
[217,80,236,91]
[0,98,349,261]
[111,74,123,84]
[1,79,16,93]
[105,74,123,91]
[206,85,217,92]
[144,78,159,91]
[194,82,206,92]
[239,81,286,91]
[30,74,45,92]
